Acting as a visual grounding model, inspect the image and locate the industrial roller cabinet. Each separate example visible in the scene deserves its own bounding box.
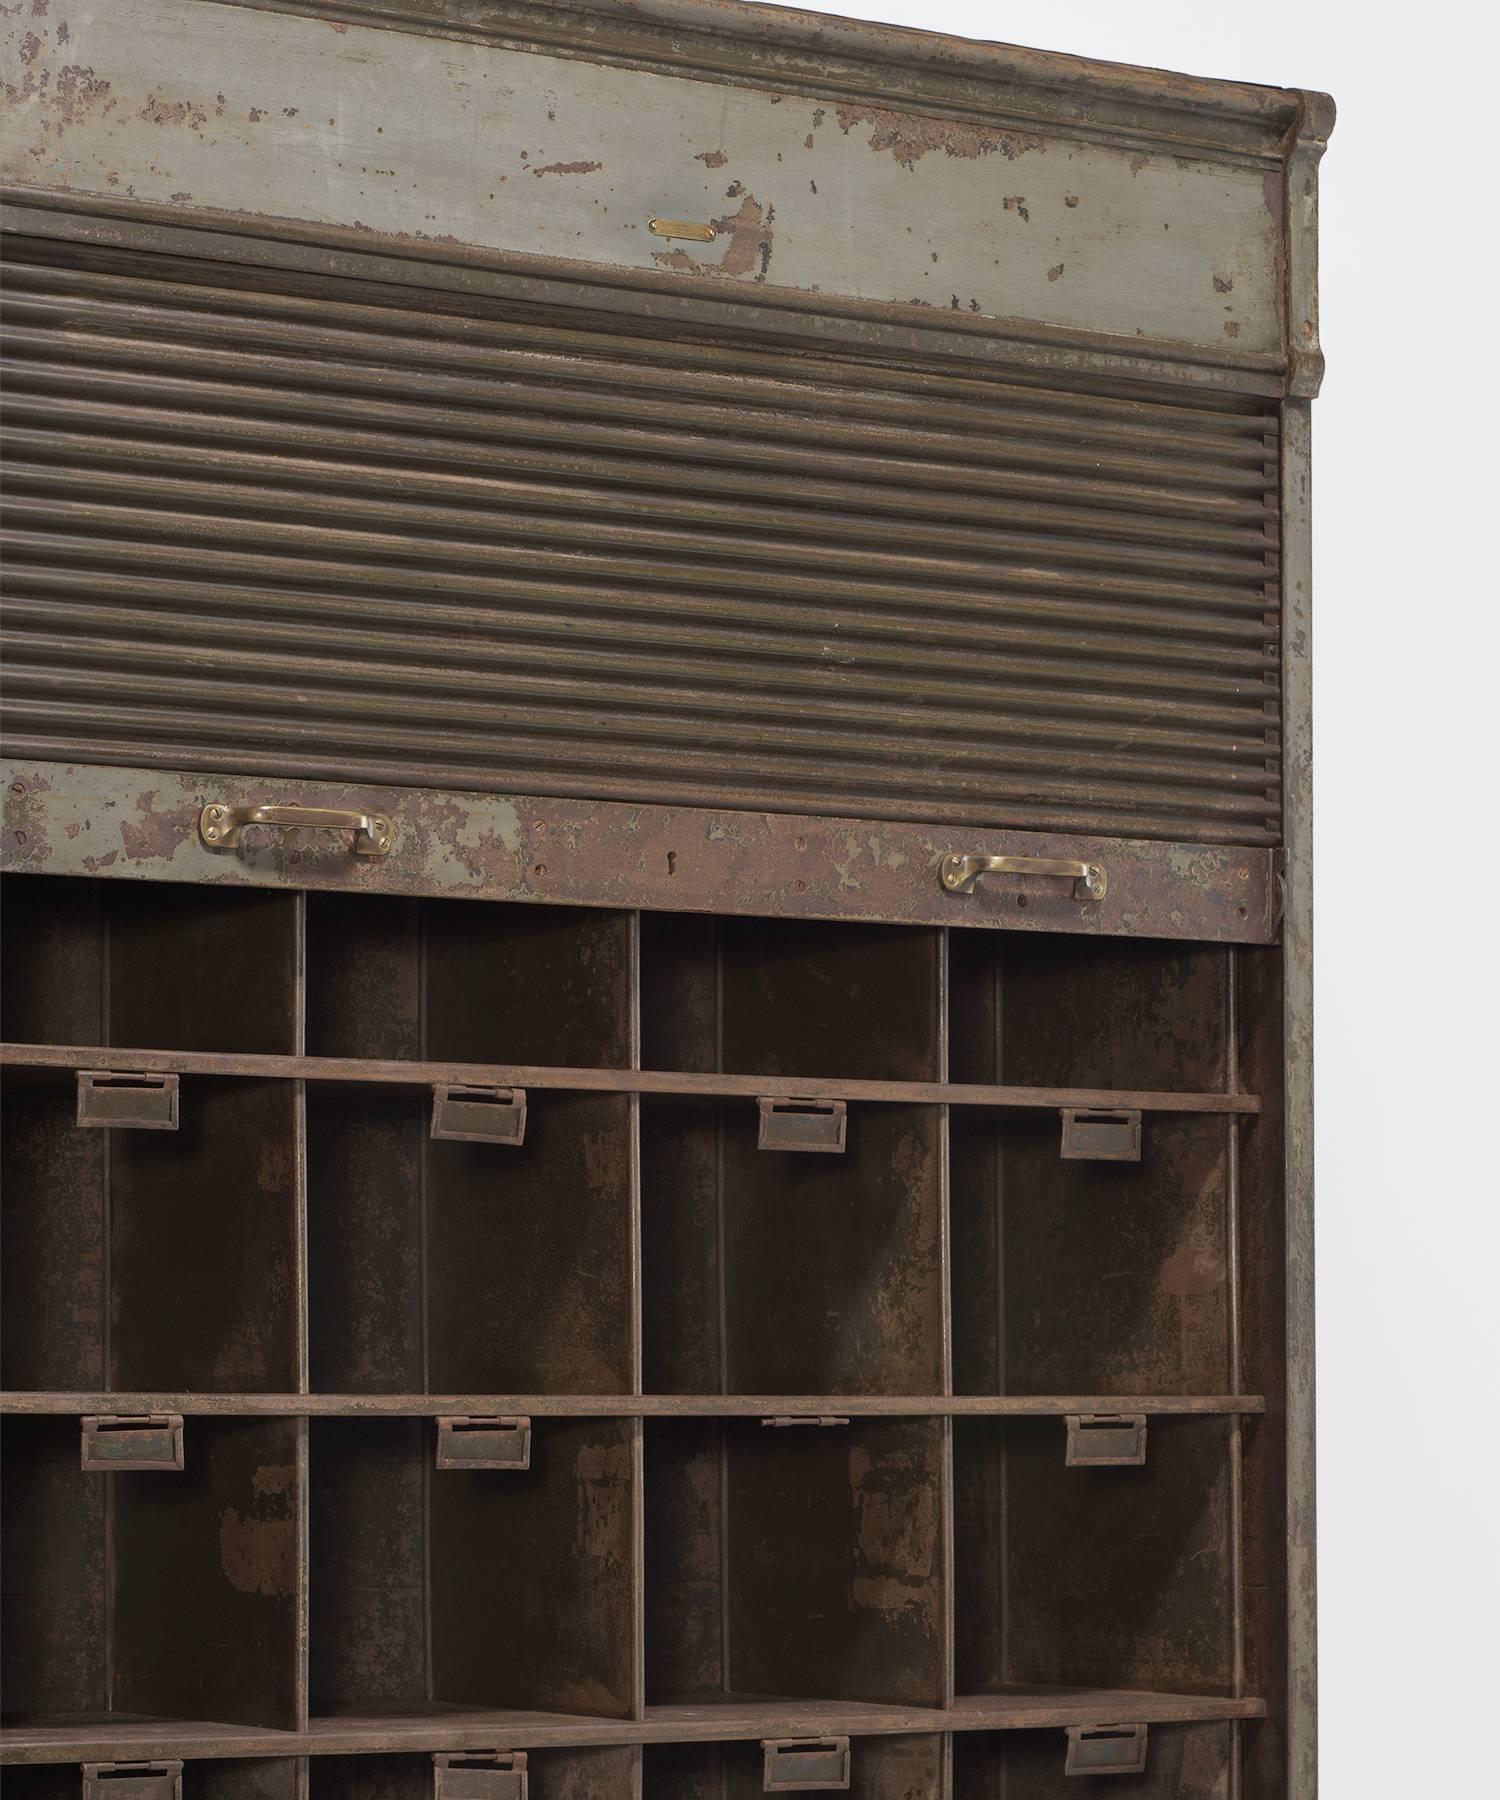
[0,1,1329,1795]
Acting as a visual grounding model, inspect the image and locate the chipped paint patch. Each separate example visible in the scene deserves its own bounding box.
[651,191,772,281]
[836,103,1042,169]
[530,158,601,178]
[138,93,208,130]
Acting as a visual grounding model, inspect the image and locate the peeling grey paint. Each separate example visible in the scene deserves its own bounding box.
[1,0,1281,354]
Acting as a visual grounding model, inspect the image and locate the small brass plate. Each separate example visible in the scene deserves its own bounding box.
[648,216,717,243]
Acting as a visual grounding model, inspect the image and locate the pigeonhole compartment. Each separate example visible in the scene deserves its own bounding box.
[0,1413,303,1733]
[309,1417,636,1726]
[645,1417,945,1712]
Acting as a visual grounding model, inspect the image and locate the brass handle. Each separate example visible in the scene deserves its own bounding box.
[648,216,717,242]
[200,802,392,856]
[940,852,1106,901]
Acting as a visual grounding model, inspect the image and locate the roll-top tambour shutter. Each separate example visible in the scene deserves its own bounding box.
[0,237,1281,847]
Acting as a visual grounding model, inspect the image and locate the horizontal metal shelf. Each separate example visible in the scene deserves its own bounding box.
[0,1689,1268,1764]
[0,1392,1266,1418]
[0,1043,1261,1116]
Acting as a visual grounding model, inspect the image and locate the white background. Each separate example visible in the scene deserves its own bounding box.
[794,3,1498,1792]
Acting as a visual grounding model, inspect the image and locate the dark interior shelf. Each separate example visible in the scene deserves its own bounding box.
[2,874,1273,1782]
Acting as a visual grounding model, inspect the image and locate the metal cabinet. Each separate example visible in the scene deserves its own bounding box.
[0,2,1329,1795]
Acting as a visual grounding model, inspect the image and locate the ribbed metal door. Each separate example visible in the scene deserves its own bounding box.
[0,236,1282,846]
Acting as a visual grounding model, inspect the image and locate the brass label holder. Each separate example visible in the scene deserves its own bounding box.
[648,216,717,242]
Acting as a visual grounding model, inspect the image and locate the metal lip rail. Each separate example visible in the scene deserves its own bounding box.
[0,1689,1269,1766]
[0,1043,1261,1116]
[0,1392,1268,1419]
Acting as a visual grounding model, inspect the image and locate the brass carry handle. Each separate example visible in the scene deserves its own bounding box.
[940,852,1106,901]
[200,802,392,856]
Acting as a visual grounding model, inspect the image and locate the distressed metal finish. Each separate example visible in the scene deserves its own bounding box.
[0,1,1323,1793]
[1,1,1286,361]
[200,804,392,858]
[81,1763,183,1800]
[433,1417,533,1471]
[754,1097,848,1154]
[1062,1724,1149,1777]
[0,762,1278,944]
[75,1070,181,1132]
[761,1737,851,1791]
[429,1084,529,1146]
[5,1394,1267,1420]
[1062,1414,1148,1469]
[79,1415,186,1474]
[0,234,1286,851]
[432,1751,528,1800]
[940,856,1106,902]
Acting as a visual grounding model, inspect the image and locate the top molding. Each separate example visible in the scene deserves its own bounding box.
[1,0,1332,393]
[214,0,1331,163]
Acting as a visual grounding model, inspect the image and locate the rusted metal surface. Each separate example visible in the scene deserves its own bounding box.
[954,1721,1232,1799]
[433,1416,533,1471]
[0,1692,1266,1764]
[760,1736,850,1790]
[1279,399,1317,1800]
[1062,1413,1148,1469]
[431,1751,528,1800]
[8,1412,306,1732]
[1,0,1289,361]
[0,1,1323,1790]
[309,1416,635,1720]
[79,1414,185,1473]
[754,1096,847,1153]
[1,762,1279,944]
[0,1043,1263,1117]
[0,231,1287,853]
[2,1394,1268,1418]
[81,1763,184,1800]
[75,1069,180,1131]
[1057,1107,1142,1163]
[429,1083,528,1146]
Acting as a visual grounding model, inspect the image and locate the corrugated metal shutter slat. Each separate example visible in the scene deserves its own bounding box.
[0,239,1282,847]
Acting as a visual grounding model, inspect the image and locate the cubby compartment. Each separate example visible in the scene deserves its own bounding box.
[643,1735,943,1798]
[0,1413,303,1732]
[308,1748,638,1799]
[953,1723,1232,1798]
[953,1417,1233,1703]
[1,874,299,1056]
[1,1760,305,1800]
[645,1417,945,1710]
[1,1073,301,1392]
[950,1109,1231,1396]
[948,933,1229,1095]
[641,1097,943,1395]
[305,896,634,1069]
[309,1417,636,1724]
[640,914,942,1082]
[307,1086,633,1394]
